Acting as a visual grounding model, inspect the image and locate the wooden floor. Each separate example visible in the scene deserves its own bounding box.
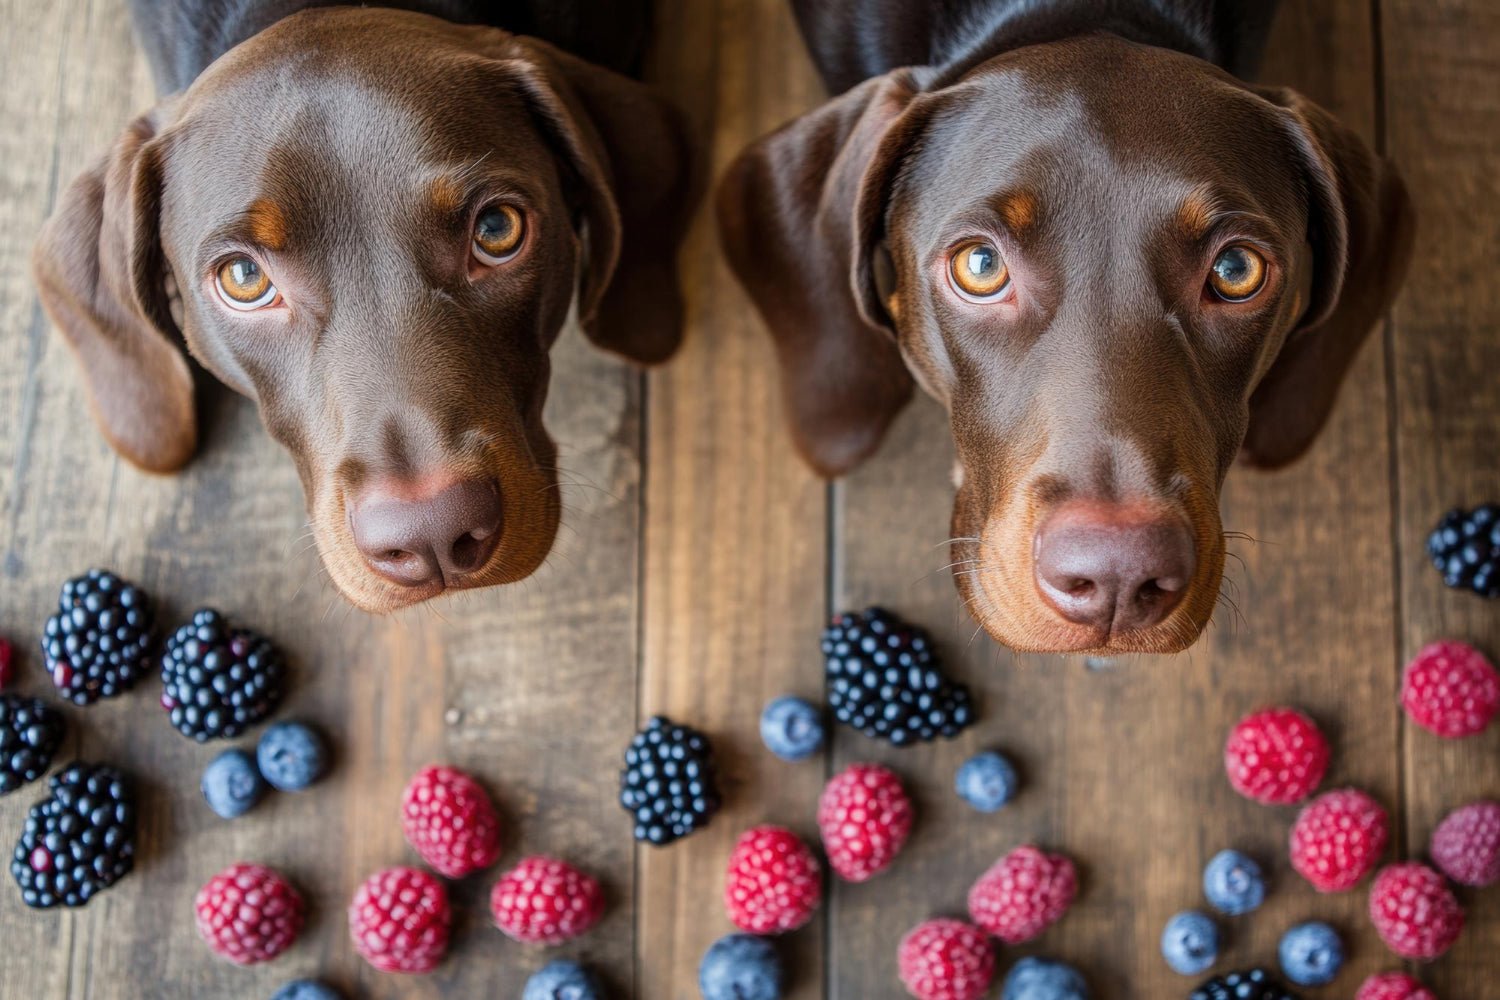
[0,0,1497,996]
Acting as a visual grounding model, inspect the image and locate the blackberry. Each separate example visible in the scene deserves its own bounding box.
[10,762,136,907]
[1190,968,1300,1000]
[160,608,286,741]
[1427,504,1500,598]
[41,569,156,705]
[823,607,974,746]
[619,715,721,846]
[0,696,66,795]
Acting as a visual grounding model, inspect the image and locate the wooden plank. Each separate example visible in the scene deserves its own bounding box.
[1382,0,1500,992]
[828,1,1400,995]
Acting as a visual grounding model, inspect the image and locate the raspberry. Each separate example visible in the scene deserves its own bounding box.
[967,845,1077,944]
[1369,862,1464,960]
[1430,799,1500,886]
[349,867,451,973]
[897,919,994,1000]
[1289,788,1389,892]
[817,763,913,882]
[401,765,502,878]
[1401,640,1500,738]
[194,863,305,965]
[723,825,822,934]
[491,855,605,945]
[1224,707,1329,804]
[1356,973,1437,1000]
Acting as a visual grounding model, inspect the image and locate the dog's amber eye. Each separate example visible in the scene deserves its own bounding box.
[950,240,1010,300]
[215,256,277,311]
[1208,246,1266,301]
[472,204,525,264]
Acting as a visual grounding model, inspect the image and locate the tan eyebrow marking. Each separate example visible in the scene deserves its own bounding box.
[245,198,288,251]
[428,175,465,217]
[998,191,1039,235]
[1176,189,1220,242]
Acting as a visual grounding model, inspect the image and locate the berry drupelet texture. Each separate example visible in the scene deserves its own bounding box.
[968,845,1077,945]
[897,919,995,1000]
[41,569,156,705]
[1355,973,1437,1000]
[823,607,975,746]
[161,608,286,741]
[1190,968,1300,1000]
[401,764,501,878]
[0,695,65,795]
[10,762,136,907]
[723,825,822,934]
[194,862,305,965]
[491,855,606,945]
[348,866,451,974]
[619,715,721,846]
[1426,503,1500,597]
[699,934,783,1000]
[1223,707,1329,805]
[1430,799,1500,886]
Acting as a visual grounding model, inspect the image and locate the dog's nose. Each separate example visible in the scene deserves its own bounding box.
[1033,502,1195,632]
[350,478,502,587]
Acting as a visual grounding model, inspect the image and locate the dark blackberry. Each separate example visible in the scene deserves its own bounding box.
[1428,504,1500,598]
[10,761,136,907]
[619,715,721,846]
[1190,968,1300,1000]
[0,696,65,795]
[822,607,975,746]
[160,608,286,741]
[41,569,156,705]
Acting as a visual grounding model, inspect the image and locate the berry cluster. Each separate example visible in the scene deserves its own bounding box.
[1426,503,1500,598]
[619,715,722,846]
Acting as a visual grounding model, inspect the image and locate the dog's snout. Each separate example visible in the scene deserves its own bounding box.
[1033,502,1195,633]
[350,478,503,588]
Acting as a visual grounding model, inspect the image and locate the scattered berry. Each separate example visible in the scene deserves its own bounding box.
[1356,972,1436,1000]
[897,919,994,1000]
[348,867,451,973]
[1369,862,1464,960]
[1278,921,1343,987]
[200,748,266,819]
[41,569,155,705]
[723,825,821,934]
[271,982,342,1000]
[1426,504,1500,597]
[401,764,501,878]
[1001,957,1090,1000]
[699,934,782,1000]
[491,855,605,945]
[1161,911,1220,976]
[1431,799,1500,886]
[524,960,602,1000]
[823,607,975,746]
[1202,850,1266,916]
[1224,707,1329,805]
[968,845,1077,945]
[194,862,305,965]
[759,696,825,761]
[0,636,14,689]
[618,715,721,846]
[955,750,1019,813]
[1400,640,1499,738]
[817,762,913,882]
[1190,968,1299,1000]
[256,721,327,791]
[0,695,64,795]
[161,608,285,741]
[1289,788,1389,892]
[9,762,135,907]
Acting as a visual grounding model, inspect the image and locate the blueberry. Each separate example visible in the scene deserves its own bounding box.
[270,982,342,1000]
[955,750,1019,812]
[1002,957,1090,999]
[1278,921,1343,987]
[1161,911,1219,976]
[255,722,327,791]
[200,748,266,819]
[759,697,824,762]
[699,934,782,1000]
[1202,849,1265,916]
[523,959,602,1000]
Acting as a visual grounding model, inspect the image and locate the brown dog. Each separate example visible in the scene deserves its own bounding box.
[718,0,1412,654]
[33,0,691,612]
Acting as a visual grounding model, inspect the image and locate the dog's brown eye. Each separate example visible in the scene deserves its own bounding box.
[215,256,277,311]
[950,240,1010,300]
[1208,246,1266,301]
[472,204,525,264]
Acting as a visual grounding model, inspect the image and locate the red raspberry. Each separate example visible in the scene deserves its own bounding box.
[0,636,13,689]
[194,863,305,965]
[1431,800,1500,887]
[490,855,605,945]
[1223,707,1329,805]
[817,763,914,882]
[1369,862,1465,960]
[1289,788,1390,892]
[1401,640,1500,738]
[400,765,502,878]
[967,845,1077,944]
[723,825,822,934]
[1355,973,1437,1000]
[897,919,995,1000]
[349,867,451,973]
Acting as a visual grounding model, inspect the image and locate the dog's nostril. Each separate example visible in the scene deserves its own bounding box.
[1065,579,1095,598]
[448,531,487,572]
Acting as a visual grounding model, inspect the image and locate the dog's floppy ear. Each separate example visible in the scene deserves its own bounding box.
[501,38,693,365]
[1241,87,1414,468]
[716,70,932,478]
[32,103,196,473]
